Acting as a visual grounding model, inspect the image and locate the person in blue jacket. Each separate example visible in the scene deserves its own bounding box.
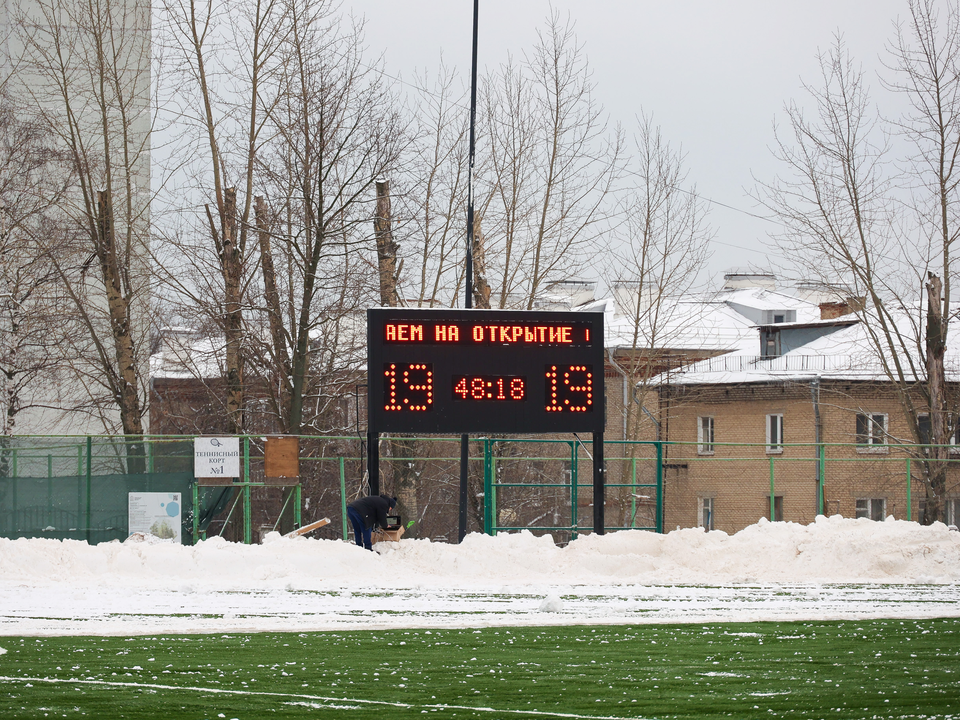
[347,494,397,550]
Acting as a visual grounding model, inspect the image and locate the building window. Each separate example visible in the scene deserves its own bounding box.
[766,414,784,453]
[760,329,780,358]
[856,498,886,521]
[768,495,784,522]
[697,416,715,454]
[856,413,887,449]
[917,414,960,452]
[699,497,715,530]
[946,498,960,527]
[918,413,931,445]
[763,309,796,324]
[949,422,960,453]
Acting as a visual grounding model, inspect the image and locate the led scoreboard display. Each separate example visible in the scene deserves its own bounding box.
[367,308,605,434]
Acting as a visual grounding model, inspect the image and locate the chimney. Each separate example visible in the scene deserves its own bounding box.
[722,272,776,291]
[819,297,865,320]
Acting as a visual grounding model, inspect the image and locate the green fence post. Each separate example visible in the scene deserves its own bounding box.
[339,456,347,541]
[11,461,17,527]
[818,443,826,516]
[85,437,92,544]
[656,441,664,534]
[192,481,199,544]
[769,456,775,521]
[483,438,494,535]
[243,437,252,545]
[906,457,912,522]
[491,441,497,535]
[76,443,82,533]
[75,443,82,535]
[570,441,579,539]
[295,484,302,529]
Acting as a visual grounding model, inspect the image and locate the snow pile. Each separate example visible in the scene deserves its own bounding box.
[1,515,958,588]
[2,516,959,635]
[538,594,565,612]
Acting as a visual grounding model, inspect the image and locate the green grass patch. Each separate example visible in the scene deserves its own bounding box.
[1,618,958,719]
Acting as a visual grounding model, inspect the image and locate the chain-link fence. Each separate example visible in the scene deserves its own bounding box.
[659,440,960,533]
[0,436,197,543]
[2,436,957,545]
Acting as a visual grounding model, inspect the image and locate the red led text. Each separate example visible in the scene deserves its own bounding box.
[385,324,424,342]
[545,364,593,413]
[384,363,433,412]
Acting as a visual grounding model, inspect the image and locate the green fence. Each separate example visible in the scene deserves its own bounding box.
[658,440,960,532]
[0,437,201,543]
[1,436,957,545]
[480,438,663,539]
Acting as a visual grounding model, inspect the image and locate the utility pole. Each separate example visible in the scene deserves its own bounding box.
[459,0,479,543]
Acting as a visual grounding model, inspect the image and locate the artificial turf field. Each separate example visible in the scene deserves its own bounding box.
[1,618,958,720]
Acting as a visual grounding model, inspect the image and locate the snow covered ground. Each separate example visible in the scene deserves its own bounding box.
[1,515,959,637]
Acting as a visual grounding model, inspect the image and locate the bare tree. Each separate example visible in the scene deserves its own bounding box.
[393,62,470,308]
[158,0,287,434]
[479,11,625,309]
[606,113,712,435]
[158,0,401,438]
[250,0,403,435]
[0,99,72,440]
[14,0,153,449]
[394,12,625,312]
[602,113,712,526]
[762,1,960,523]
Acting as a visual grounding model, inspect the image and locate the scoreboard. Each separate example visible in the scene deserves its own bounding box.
[367,308,605,434]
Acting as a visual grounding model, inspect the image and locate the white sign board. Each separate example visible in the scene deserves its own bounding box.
[128,492,182,542]
[194,436,240,478]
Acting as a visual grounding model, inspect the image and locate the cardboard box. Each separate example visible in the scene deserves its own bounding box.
[372,525,405,544]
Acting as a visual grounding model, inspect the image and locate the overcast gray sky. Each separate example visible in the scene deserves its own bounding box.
[347,0,910,288]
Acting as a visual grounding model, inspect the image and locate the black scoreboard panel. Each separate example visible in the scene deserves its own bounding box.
[367,308,605,434]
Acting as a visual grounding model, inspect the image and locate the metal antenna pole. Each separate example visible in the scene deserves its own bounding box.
[459,0,479,543]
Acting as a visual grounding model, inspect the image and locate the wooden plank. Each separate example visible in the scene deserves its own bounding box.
[284,517,330,537]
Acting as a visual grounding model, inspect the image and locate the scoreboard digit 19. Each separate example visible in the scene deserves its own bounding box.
[367,308,605,434]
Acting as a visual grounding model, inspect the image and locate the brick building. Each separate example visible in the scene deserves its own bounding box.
[651,310,960,533]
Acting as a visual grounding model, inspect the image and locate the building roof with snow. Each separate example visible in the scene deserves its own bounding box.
[657,309,960,386]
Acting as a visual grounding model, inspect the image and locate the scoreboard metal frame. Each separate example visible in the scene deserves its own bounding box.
[367,308,605,435]
[365,307,608,536]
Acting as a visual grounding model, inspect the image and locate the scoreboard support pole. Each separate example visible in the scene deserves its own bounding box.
[367,430,380,496]
[459,434,469,542]
[593,430,605,535]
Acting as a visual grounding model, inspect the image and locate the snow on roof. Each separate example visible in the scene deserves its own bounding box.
[151,312,368,381]
[604,299,758,354]
[150,333,224,380]
[714,286,821,316]
[661,311,960,385]
[600,285,821,355]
